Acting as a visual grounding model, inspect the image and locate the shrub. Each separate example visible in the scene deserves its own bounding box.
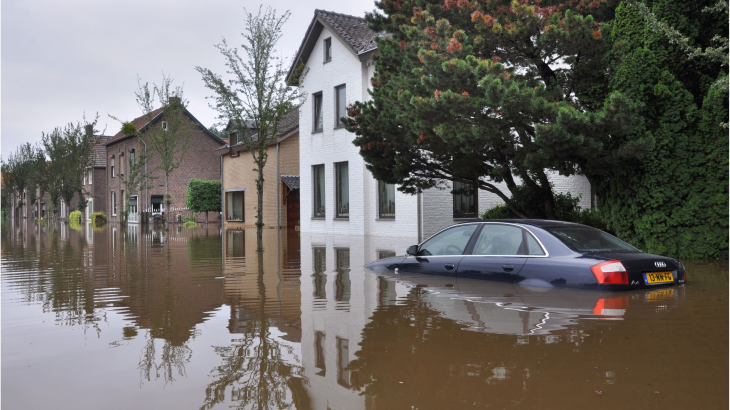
[481,185,611,232]
[91,212,107,226]
[69,210,82,224]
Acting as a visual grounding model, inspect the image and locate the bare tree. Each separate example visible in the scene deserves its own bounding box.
[134,74,191,212]
[197,6,306,244]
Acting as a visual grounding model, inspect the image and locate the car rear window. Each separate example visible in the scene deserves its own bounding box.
[545,226,640,252]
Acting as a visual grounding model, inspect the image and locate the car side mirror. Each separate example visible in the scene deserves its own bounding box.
[406,245,419,256]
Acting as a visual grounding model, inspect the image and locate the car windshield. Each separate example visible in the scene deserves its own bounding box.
[545,226,640,253]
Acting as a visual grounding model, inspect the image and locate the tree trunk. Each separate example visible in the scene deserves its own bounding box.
[256,166,264,247]
[205,211,208,225]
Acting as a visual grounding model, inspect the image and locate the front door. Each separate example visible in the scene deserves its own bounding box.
[128,196,138,223]
[399,224,480,277]
[286,189,300,229]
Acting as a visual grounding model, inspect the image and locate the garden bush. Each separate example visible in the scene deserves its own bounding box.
[91,212,107,226]
[69,210,82,224]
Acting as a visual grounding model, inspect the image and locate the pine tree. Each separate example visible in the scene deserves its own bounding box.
[344,0,647,218]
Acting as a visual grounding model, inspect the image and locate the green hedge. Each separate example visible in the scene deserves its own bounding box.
[69,210,82,224]
[91,212,107,226]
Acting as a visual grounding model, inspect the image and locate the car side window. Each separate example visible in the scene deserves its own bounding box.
[472,224,525,256]
[526,232,546,255]
[418,225,479,256]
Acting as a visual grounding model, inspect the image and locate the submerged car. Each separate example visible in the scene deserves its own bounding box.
[365,220,687,290]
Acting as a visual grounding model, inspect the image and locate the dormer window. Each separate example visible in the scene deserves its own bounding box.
[162,121,168,131]
[324,38,332,63]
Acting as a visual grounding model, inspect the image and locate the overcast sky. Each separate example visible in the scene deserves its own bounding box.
[1,0,376,160]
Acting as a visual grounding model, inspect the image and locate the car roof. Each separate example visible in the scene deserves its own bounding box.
[479,219,586,228]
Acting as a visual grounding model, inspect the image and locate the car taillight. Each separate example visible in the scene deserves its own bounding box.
[591,260,629,285]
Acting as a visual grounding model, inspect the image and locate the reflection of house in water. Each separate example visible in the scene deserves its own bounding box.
[222,227,303,342]
[299,233,413,409]
[89,225,226,345]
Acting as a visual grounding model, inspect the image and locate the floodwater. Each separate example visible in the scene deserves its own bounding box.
[1,220,727,410]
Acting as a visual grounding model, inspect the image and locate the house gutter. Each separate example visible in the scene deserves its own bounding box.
[276,141,280,230]
[139,136,148,215]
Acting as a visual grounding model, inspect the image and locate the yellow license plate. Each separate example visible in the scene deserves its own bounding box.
[645,271,674,284]
[646,288,675,301]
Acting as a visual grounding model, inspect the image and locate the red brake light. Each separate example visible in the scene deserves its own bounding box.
[591,260,629,285]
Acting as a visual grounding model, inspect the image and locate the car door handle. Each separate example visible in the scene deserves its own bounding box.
[502,264,515,272]
[445,264,455,270]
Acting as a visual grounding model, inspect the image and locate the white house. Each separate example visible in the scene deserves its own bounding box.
[288,10,593,242]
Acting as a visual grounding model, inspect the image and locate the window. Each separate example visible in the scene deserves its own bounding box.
[161,121,168,131]
[378,181,395,219]
[418,224,479,256]
[129,149,135,168]
[111,191,117,216]
[83,174,86,185]
[230,131,240,145]
[226,191,244,221]
[377,250,396,260]
[313,92,323,133]
[324,38,332,63]
[337,338,351,387]
[151,195,164,214]
[119,154,124,177]
[313,165,325,218]
[472,224,526,255]
[335,84,346,127]
[313,247,327,300]
[335,248,351,303]
[335,162,349,218]
[314,331,326,376]
[88,168,92,185]
[453,181,478,218]
[111,157,115,178]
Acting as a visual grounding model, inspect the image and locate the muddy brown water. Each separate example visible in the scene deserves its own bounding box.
[1,221,727,409]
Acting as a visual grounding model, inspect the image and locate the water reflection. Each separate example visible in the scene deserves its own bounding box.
[1,221,727,410]
[202,228,305,409]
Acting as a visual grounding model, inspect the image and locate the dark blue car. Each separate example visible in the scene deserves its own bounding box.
[365,220,687,290]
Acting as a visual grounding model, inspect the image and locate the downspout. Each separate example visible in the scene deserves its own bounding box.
[220,154,224,226]
[417,190,422,242]
[139,136,148,217]
[276,141,280,230]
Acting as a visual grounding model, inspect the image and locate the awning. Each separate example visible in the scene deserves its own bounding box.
[281,175,300,190]
[151,195,163,204]
[226,188,245,192]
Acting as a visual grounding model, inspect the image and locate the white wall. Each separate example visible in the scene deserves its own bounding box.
[299,26,418,238]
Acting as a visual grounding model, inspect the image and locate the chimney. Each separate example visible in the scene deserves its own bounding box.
[169,96,181,107]
[85,125,94,139]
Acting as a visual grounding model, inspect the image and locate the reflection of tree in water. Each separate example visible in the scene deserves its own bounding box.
[36,226,105,336]
[138,330,194,386]
[200,251,308,410]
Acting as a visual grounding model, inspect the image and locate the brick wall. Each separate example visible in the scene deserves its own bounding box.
[222,132,299,229]
[106,111,224,223]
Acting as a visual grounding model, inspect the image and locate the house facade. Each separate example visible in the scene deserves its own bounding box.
[105,102,225,223]
[289,10,592,241]
[219,109,300,230]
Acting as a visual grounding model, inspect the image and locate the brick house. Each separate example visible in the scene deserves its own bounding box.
[105,102,225,223]
[288,10,593,241]
[72,130,110,219]
[219,108,299,230]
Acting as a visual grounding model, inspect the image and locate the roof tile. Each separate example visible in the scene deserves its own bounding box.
[316,10,377,54]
